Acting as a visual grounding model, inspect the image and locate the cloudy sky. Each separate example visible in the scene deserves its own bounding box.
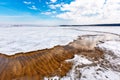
[0,0,120,25]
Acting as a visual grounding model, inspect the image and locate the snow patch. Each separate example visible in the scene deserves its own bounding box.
[98,41,120,71]
[80,65,120,80]
[66,55,93,65]
[98,41,120,57]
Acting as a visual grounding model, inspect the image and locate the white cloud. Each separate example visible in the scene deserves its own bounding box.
[46,2,49,4]
[28,5,37,10]
[51,0,57,3]
[23,1,32,5]
[49,3,64,9]
[41,11,56,15]
[49,4,61,9]
[56,0,120,24]
[41,12,52,15]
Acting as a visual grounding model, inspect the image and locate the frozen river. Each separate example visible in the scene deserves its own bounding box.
[0,26,120,55]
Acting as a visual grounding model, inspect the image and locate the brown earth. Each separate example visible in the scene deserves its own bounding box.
[0,35,104,80]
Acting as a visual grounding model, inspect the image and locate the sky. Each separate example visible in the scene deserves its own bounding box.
[0,0,120,25]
